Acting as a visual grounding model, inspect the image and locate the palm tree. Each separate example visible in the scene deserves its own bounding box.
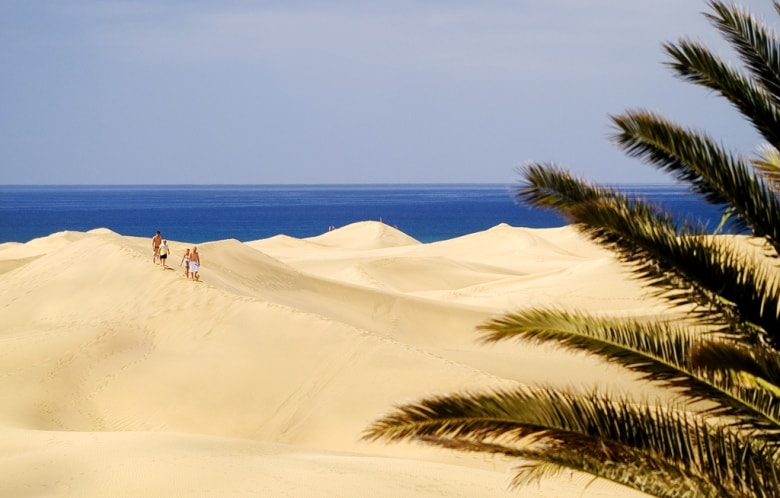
[363,2,780,496]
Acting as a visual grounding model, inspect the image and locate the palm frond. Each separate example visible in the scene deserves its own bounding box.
[406,433,722,497]
[478,308,780,436]
[705,0,780,108]
[369,2,780,494]
[363,388,780,497]
[519,164,780,347]
[693,340,780,390]
[611,111,780,250]
[513,161,606,212]
[664,36,780,149]
[574,200,780,346]
[510,447,724,498]
[753,143,780,192]
[518,166,714,317]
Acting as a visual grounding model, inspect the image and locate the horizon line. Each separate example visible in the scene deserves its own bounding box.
[0,180,679,187]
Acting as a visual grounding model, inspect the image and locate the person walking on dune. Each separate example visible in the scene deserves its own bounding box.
[190,247,201,281]
[180,248,191,279]
[159,239,170,269]
[152,230,162,264]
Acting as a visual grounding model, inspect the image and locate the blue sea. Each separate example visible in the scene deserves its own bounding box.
[0,184,723,244]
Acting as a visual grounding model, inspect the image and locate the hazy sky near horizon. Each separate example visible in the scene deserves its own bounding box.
[1,1,778,185]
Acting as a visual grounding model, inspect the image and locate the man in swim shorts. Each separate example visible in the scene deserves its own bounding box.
[190,247,200,281]
[152,231,162,264]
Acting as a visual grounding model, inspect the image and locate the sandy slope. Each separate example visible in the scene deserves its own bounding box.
[0,222,661,497]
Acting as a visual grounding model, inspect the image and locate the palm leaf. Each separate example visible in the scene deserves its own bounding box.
[478,307,780,436]
[368,2,780,495]
[664,37,780,149]
[705,1,780,109]
[753,143,780,193]
[692,340,780,390]
[363,387,780,497]
[610,111,780,249]
[519,164,780,347]
[571,198,780,346]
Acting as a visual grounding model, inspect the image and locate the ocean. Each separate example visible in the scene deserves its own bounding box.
[0,184,724,244]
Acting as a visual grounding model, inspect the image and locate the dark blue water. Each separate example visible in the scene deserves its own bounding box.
[0,184,724,244]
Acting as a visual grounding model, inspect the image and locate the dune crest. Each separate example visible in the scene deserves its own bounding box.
[307,221,421,249]
[0,222,658,497]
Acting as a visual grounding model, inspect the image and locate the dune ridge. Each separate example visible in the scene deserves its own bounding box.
[0,222,660,496]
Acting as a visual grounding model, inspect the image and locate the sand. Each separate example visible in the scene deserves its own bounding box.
[0,221,666,497]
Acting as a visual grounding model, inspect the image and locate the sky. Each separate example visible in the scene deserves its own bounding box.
[1,1,778,185]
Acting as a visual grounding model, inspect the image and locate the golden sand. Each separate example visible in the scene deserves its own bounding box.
[0,222,660,496]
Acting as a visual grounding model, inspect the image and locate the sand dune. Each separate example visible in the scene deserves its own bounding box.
[0,222,660,496]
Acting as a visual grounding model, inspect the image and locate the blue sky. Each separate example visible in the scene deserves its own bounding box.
[1,1,777,184]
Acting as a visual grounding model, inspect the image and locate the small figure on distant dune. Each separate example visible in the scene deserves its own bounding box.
[152,230,162,264]
[180,248,191,279]
[159,240,170,269]
[190,247,200,281]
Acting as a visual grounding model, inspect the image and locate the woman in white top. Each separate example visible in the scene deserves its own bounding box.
[159,240,170,269]
[180,248,191,279]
